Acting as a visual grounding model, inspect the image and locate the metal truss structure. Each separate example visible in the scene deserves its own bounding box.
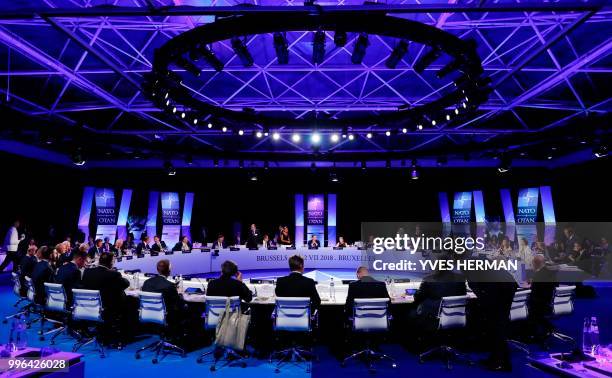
[0,0,610,169]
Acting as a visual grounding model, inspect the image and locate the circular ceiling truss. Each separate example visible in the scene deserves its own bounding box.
[145,11,491,135]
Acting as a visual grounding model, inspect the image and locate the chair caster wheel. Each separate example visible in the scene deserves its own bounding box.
[391,363,397,368]
[196,358,203,364]
[152,359,158,364]
[135,354,141,360]
[210,366,216,372]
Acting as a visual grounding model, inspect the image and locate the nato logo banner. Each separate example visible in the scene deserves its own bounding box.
[161,192,181,225]
[307,194,325,225]
[94,188,117,225]
[452,192,472,224]
[517,188,539,223]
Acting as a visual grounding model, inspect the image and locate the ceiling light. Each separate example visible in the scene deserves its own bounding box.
[272,132,281,141]
[291,133,301,142]
[330,134,340,143]
[311,132,321,144]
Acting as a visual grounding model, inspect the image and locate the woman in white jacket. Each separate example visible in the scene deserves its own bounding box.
[0,220,21,272]
[517,237,534,269]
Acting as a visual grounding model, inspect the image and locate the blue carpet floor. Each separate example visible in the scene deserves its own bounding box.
[1,271,611,378]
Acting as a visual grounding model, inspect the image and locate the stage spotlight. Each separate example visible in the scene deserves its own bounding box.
[273,32,289,65]
[231,37,254,67]
[329,171,339,182]
[255,131,263,138]
[193,118,198,125]
[385,40,409,69]
[594,145,609,158]
[348,134,355,140]
[331,134,340,143]
[436,58,462,79]
[341,128,348,139]
[222,126,228,132]
[199,45,224,72]
[164,161,176,176]
[417,124,423,131]
[175,56,201,77]
[385,130,391,137]
[181,112,186,119]
[497,155,511,173]
[208,122,213,129]
[248,171,258,181]
[272,132,281,141]
[291,133,301,142]
[410,159,419,180]
[313,31,326,64]
[366,132,373,139]
[172,107,177,114]
[351,33,369,64]
[401,128,408,134]
[311,132,321,144]
[446,114,451,121]
[414,46,442,73]
[71,151,86,166]
[238,129,244,136]
[334,30,347,47]
[431,120,437,126]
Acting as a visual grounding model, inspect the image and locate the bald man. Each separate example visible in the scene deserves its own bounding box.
[344,266,390,315]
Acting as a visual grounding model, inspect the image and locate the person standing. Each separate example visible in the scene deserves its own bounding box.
[1,220,21,272]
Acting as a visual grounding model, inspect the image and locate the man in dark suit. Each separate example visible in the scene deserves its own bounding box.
[55,248,87,306]
[413,269,466,321]
[150,235,167,253]
[81,252,135,344]
[528,255,558,339]
[245,224,259,249]
[31,246,55,305]
[211,234,227,249]
[172,236,192,252]
[307,235,320,249]
[136,236,151,255]
[345,266,389,315]
[19,245,39,296]
[262,234,274,249]
[88,239,104,259]
[275,255,321,309]
[463,258,518,372]
[206,260,253,303]
[141,259,184,334]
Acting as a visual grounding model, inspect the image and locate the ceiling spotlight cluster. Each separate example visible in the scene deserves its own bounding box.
[145,11,490,138]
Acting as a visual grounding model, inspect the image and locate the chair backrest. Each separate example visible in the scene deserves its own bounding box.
[437,295,469,330]
[139,292,166,326]
[274,297,311,332]
[509,289,531,322]
[44,283,66,312]
[353,298,390,332]
[24,276,35,302]
[204,296,241,330]
[552,285,575,316]
[72,289,103,322]
[11,272,21,297]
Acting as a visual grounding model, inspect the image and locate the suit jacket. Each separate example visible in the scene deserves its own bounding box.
[345,275,390,315]
[150,241,167,253]
[528,267,558,318]
[211,240,227,249]
[81,266,129,316]
[413,271,467,318]
[172,241,193,252]
[206,276,253,303]
[275,272,321,309]
[31,260,55,304]
[262,239,274,249]
[87,246,103,259]
[57,251,73,267]
[141,275,182,313]
[136,242,150,255]
[245,231,259,249]
[307,240,320,249]
[19,255,37,279]
[55,262,83,305]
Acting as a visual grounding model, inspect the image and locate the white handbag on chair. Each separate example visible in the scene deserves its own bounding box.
[215,298,250,351]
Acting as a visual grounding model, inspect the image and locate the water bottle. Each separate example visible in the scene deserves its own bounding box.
[329,278,336,301]
[178,275,184,292]
[134,273,140,289]
[583,316,600,355]
[15,314,27,349]
[390,277,396,297]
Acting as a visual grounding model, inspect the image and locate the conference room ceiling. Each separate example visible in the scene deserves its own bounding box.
[0,0,610,168]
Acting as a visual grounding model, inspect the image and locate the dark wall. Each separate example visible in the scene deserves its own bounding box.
[1,152,610,244]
